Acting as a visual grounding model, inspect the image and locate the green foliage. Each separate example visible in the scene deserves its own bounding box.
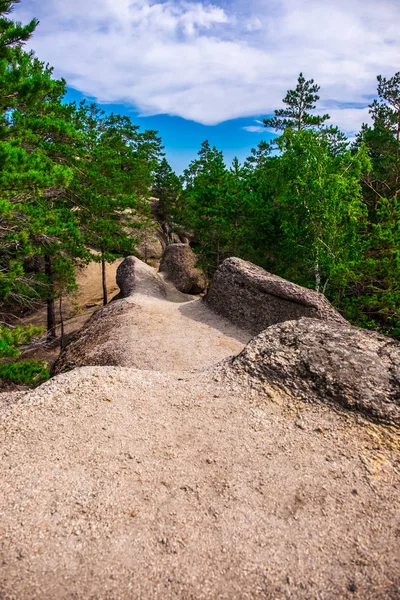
[177,72,400,338]
[178,142,252,273]
[0,360,49,385]
[267,129,369,293]
[72,103,163,303]
[264,73,330,132]
[153,157,182,223]
[0,323,49,385]
[347,72,400,335]
[0,1,164,332]
[0,323,42,358]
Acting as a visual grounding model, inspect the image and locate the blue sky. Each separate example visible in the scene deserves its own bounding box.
[14,0,400,173]
[65,86,275,173]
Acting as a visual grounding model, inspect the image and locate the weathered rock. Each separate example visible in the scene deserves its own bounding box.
[231,317,400,426]
[52,300,137,375]
[159,244,207,294]
[116,256,167,299]
[135,227,165,262]
[206,257,347,334]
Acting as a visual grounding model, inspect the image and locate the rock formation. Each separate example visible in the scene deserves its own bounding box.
[53,257,169,374]
[2,257,400,599]
[53,257,240,376]
[206,257,347,333]
[52,300,136,375]
[159,243,207,295]
[136,230,165,262]
[116,256,167,299]
[231,317,400,427]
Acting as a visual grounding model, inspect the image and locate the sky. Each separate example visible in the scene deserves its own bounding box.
[14,0,400,173]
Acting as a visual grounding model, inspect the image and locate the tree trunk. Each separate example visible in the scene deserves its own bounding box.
[59,296,65,350]
[314,260,321,293]
[102,254,108,306]
[216,232,221,269]
[45,254,56,341]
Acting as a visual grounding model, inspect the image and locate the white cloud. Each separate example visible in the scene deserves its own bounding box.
[13,0,400,133]
[317,107,372,133]
[243,124,265,133]
[245,17,262,32]
[243,126,264,133]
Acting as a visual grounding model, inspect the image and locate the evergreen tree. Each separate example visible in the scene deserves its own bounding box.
[75,103,163,304]
[264,73,330,132]
[153,157,181,225]
[0,2,85,339]
[351,72,400,334]
[225,158,256,258]
[180,141,229,271]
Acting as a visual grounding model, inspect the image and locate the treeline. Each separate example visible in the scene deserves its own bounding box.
[163,73,400,338]
[0,1,164,382]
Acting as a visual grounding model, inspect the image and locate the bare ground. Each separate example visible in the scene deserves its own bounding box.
[17,259,124,367]
[0,263,399,600]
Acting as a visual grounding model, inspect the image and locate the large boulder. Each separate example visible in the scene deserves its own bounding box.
[116,256,167,299]
[206,257,347,333]
[135,224,165,262]
[159,244,207,294]
[231,317,400,427]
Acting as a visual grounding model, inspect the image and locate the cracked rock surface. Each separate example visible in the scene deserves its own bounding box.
[206,257,347,333]
[232,317,400,427]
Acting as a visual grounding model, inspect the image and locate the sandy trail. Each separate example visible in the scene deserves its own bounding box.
[113,293,250,371]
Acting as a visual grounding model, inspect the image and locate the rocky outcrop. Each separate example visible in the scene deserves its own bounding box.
[136,235,164,263]
[116,256,167,299]
[159,244,207,295]
[136,227,165,262]
[52,300,137,375]
[231,317,400,427]
[53,257,168,375]
[206,257,347,334]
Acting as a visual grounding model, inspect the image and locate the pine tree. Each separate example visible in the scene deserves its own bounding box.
[74,103,163,304]
[264,73,330,132]
[180,141,229,271]
[351,72,400,334]
[225,158,255,258]
[153,157,181,225]
[0,2,85,340]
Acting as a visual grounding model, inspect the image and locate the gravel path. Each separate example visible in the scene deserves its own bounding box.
[118,294,251,371]
[0,271,399,599]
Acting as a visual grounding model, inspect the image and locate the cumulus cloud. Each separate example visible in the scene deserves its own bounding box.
[13,0,400,133]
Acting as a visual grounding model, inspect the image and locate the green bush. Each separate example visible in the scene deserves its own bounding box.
[0,324,50,385]
[0,360,49,385]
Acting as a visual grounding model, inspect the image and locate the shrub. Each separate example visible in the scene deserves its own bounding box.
[0,324,50,385]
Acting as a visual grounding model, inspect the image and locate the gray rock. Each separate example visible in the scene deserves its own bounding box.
[206,257,347,334]
[52,300,137,375]
[231,317,400,426]
[136,232,165,262]
[116,256,167,299]
[159,244,207,295]
[134,218,166,262]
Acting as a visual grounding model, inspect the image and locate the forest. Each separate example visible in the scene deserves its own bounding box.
[0,0,399,385]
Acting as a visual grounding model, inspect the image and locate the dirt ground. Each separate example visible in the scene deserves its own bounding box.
[17,259,124,367]
[0,262,399,599]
